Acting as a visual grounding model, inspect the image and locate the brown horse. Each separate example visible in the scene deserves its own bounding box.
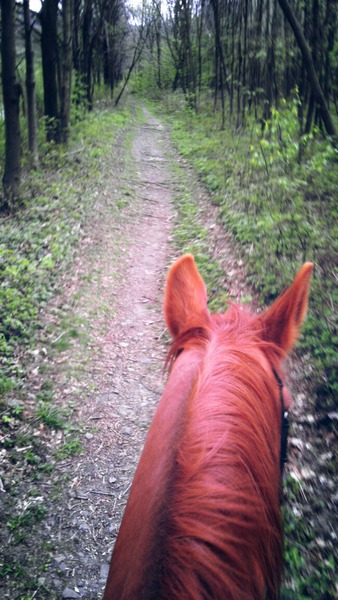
[103,255,313,600]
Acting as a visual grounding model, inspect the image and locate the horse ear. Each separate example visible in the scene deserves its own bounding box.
[261,263,313,354]
[164,254,209,338]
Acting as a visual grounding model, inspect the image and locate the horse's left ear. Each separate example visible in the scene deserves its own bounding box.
[164,254,209,338]
[260,263,313,354]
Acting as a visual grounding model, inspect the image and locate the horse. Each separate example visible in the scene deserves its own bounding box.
[103,254,313,600]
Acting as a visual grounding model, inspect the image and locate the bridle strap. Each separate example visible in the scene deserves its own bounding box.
[272,369,289,476]
[280,409,289,475]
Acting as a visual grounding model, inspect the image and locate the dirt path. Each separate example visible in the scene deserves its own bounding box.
[43,109,268,600]
[47,110,177,599]
[2,107,335,600]
[36,108,254,600]
[0,109,178,599]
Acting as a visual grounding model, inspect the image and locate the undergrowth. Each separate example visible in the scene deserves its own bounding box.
[164,98,337,410]
[149,93,337,599]
[169,164,228,314]
[0,105,134,597]
[0,108,130,393]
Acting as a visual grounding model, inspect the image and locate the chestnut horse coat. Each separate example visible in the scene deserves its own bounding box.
[103,255,312,600]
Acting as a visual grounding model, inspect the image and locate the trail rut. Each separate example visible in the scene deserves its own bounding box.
[53,111,176,599]
[2,106,334,600]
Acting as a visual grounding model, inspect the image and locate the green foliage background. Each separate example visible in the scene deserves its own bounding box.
[0,106,130,393]
[0,79,337,598]
[149,93,337,408]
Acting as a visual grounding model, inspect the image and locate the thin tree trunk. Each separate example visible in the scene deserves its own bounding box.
[210,0,227,127]
[196,0,204,95]
[40,0,60,141]
[155,6,162,89]
[277,0,337,142]
[23,0,39,166]
[82,0,93,107]
[1,0,21,204]
[323,0,336,105]
[213,37,219,112]
[60,0,73,143]
[242,0,248,124]
[103,24,110,86]
[115,24,150,107]
[236,10,242,129]
[73,0,81,73]
[183,0,196,108]
[230,5,235,117]
[264,0,273,123]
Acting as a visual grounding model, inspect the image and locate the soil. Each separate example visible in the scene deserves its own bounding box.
[0,107,336,599]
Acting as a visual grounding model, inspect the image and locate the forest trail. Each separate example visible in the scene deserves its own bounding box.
[2,107,334,600]
[20,106,253,600]
[41,110,177,598]
[1,108,181,598]
[41,108,268,599]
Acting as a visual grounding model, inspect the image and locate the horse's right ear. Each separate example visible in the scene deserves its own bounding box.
[164,254,209,338]
[261,262,313,354]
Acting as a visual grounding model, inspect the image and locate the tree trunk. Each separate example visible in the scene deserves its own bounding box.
[82,0,93,108]
[196,0,204,95]
[115,23,150,107]
[242,0,248,123]
[23,0,39,166]
[277,0,337,142]
[60,0,73,143]
[40,0,60,141]
[103,23,110,87]
[230,5,235,117]
[155,10,162,89]
[236,12,242,129]
[323,0,335,104]
[263,0,273,123]
[1,0,21,204]
[73,0,81,73]
[210,0,228,128]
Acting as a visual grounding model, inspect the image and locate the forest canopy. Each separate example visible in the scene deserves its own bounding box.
[0,0,337,204]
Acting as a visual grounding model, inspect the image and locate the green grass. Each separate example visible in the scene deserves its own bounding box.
[0,106,131,390]
[7,503,47,532]
[282,500,336,599]
[0,104,137,597]
[164,100,337,408]
[54,437,82,459]
[169,162,229,314]
[147,93,337,599]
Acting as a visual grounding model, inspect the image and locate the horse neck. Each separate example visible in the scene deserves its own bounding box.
[156,333,283,599]
[104,327,284,600]
[103,348,205,600]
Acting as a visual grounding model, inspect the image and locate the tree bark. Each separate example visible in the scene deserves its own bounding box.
[242,0,248,123]
[40,0,60,141]
[210,0,228,128]
[23,0,39,166]
[60,0,74,143]
[195,0,204,95]
[277,0,337,142]
[323,0,336,107]
[82,0,94,108]
[1,0,21,204]
[155,7,162,89]
[115,21,150,107]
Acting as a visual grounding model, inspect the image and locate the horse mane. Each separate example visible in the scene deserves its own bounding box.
[167,302,284,370]
[104,257,312,600]
[165,325,210,371]
[158,304,284,599]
